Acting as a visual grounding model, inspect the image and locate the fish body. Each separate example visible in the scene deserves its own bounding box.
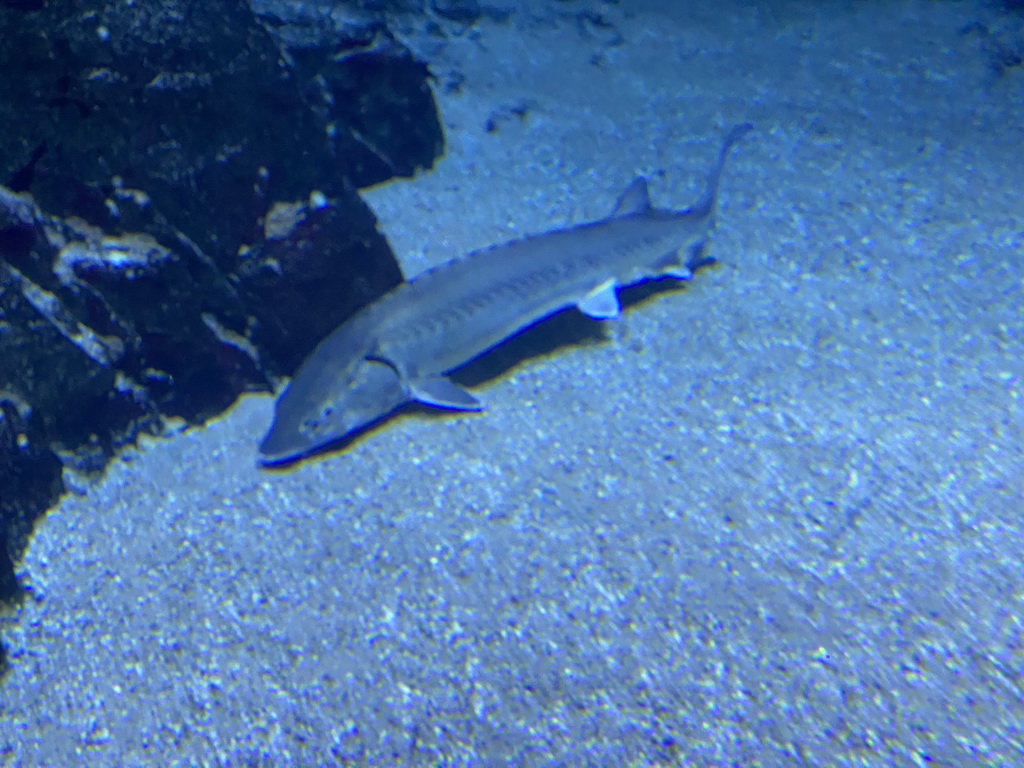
[260,124,751,463]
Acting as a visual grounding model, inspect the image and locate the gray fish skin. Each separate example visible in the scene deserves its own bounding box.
[260,124,751,463]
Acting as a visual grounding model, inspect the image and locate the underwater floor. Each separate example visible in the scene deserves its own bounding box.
[2,0,1022,764]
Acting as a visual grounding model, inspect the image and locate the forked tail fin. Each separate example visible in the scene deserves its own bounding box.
[691,122,753,220]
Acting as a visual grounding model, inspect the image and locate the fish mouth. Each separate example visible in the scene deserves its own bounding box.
[257,425,308,465]
[258,356,413,465]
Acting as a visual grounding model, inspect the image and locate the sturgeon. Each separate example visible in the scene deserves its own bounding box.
[260,123,752,463]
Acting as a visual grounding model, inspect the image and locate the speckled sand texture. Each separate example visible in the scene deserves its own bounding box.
[2,0,1022,764]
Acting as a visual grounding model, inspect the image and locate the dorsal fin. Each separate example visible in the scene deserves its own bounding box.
[610,177,651,218]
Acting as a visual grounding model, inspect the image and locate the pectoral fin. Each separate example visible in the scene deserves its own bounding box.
[411,376,484,410]
[577,279,621,319]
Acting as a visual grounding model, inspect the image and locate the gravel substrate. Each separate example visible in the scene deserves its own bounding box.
[2,1,1022,764]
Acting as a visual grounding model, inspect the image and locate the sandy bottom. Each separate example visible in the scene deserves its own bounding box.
[2,0,1022,764]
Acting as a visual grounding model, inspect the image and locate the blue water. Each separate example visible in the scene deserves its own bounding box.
[1,1,1022,765]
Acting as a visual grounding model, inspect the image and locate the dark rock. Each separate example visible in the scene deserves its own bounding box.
[0,396,64,602]
[237,195,404,376]
[361,0,427,12]
[0,0,445,618]
[1,0,45,10]
[0,393,64,679]
[430,0,482,25]
[0,0,441,259]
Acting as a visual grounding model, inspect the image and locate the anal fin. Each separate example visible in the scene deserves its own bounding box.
[654,249,694,280]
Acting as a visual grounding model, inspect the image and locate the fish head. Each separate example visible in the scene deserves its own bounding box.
[259,357,410,464]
